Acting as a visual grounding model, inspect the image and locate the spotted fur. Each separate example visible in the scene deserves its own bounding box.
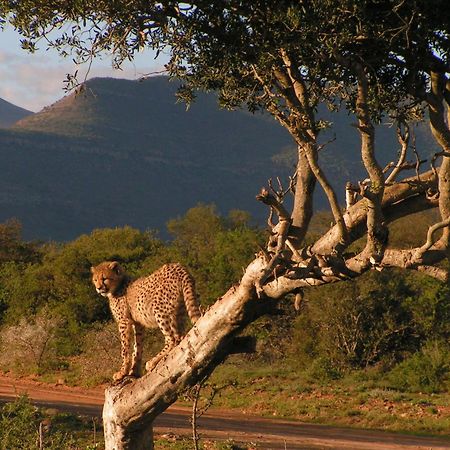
[91,261,201,381]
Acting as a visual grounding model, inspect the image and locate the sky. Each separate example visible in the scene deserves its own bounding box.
[0,26,168,112]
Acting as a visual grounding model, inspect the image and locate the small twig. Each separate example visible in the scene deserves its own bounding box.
[38,421,44,450]
[93,417,97,447]
[256,187,291,221]
[139,68,170,80]
[191,383,202,450]
[316,135,336,152]
[411,131,422,180]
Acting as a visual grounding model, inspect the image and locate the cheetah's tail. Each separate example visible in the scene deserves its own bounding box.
[181,270,202,324]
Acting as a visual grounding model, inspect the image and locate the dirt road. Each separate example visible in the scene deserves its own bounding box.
[0,374,449,449]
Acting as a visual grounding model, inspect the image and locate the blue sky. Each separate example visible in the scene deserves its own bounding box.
[0,25,168,112]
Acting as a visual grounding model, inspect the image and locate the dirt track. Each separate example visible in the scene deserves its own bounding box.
[1,374,449,449]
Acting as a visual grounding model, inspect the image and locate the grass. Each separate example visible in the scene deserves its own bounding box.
[0,397,257,450]
[197,357,450,437]
[8,353,450,438]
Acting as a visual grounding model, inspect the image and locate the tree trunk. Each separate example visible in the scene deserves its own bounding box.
[101,162,448,448]
[290,144,316,247]
[103,393,154,450]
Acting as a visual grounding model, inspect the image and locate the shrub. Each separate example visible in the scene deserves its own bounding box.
[305,357,342,382]
[293,270,449,370]
[386,341,450,393]
[0,308,64,374]
[0,396,77,450]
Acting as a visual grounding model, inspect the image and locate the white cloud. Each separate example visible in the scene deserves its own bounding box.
[0,29,168,112]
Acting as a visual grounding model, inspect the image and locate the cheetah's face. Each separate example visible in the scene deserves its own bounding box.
[91,261,124,297]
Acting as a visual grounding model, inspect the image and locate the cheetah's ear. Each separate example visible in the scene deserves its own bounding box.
[108,261,122,274]
[90,266,95,274]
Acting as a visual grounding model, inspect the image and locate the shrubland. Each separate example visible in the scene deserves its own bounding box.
[0,207,448,435]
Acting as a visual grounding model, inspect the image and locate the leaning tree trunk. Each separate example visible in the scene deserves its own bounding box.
[102,257,270,449]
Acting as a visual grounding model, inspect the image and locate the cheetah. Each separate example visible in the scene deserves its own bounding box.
[91,261,202,381]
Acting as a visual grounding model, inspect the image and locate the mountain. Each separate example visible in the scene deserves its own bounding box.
[0,76,436,241]
[0,98,32,128]
[0,77,296,240]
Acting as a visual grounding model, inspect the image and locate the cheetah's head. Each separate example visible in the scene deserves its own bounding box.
[91,261,125,297]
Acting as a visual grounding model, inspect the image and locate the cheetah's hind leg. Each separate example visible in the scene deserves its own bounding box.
[145,335,181,372]
[145,303,182,372]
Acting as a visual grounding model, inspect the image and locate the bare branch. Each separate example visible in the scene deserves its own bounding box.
[416,216,450,255]
[301,141,349,250]
[354,64,386,265]
[385,121,409,184]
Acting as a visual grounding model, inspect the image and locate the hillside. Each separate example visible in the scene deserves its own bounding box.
[0,98,32,128]
[0,76,437,241]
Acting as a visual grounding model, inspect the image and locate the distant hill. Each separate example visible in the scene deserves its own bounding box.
[0,76,437,241]
[0,98,32,128]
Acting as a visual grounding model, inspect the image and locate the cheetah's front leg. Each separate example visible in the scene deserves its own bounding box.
[114,319,133,381]
[129,323,144,377]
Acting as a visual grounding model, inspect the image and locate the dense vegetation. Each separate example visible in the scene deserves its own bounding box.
[0,207,448,401]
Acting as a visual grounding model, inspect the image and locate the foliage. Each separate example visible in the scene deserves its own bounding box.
[0,308,64,374]
[0,218,39,265]
[5,1,448,116]
[293,270,450,370]
[0,396,38,450]
[155,204,266,304]
[0,226,161,322]
[0,396,77,450]
[386,340,450,394]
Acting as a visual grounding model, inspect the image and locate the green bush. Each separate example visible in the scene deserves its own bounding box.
[293,270,449,370]
[305,357,342,382]
[0,396,77,450]
[165,204,265,304]
[386,341,450,393]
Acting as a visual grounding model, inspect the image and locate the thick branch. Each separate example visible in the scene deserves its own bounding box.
[312,170,438,254]
[290,145,317,247]
[428,71,450,153]
[301,141,349,251]
[354,65,386,265]
[427,72,450,244]
[279,48,316,138]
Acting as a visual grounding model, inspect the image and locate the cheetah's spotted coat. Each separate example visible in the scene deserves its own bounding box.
[91,261,201,381]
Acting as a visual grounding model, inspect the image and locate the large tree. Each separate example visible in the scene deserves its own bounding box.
[1,1,449,448]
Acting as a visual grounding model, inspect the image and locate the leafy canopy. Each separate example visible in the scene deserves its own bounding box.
[3,1,450,123]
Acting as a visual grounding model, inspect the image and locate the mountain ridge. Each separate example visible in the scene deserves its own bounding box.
[0,76,436,241]
[0,97,33,128]
[0,77,295,240]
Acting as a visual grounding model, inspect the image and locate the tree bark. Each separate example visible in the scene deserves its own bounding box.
[312,170,437,254]
[290,145,316,247]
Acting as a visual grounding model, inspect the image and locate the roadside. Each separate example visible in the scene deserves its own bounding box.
[1,373,450,449]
